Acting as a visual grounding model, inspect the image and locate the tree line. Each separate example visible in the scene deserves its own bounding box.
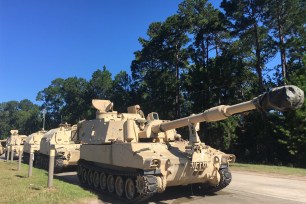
[0,0,305,167]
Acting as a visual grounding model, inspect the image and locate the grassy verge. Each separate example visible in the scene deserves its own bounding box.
[0,160,96,204]
[230,163,306,177]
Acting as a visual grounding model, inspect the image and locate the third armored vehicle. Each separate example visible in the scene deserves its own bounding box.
[22,130,47,164]
[0,140,6,155]
[77,85,304,202]
[35,123,80,173]
[5,130,27,160]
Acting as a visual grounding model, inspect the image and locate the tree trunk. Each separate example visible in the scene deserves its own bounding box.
[206,37,209,64]
[201,38,206,67]
[175,46,181,118]
[254,23,264,92]
[277,3,287,84]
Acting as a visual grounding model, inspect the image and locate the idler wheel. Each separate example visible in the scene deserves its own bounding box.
[107,174,115,193]
[81,168,87,184]
[125,178,136,200]
[87,169,94,186]
[115,176,124,197]
[100,172,107,191]
[93,171,100,188]
[136,176,146,194]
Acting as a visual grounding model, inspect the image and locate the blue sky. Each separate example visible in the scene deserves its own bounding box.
[0,0,222,103]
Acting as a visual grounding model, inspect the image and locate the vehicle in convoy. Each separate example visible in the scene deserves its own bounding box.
[77,85,304,202]
[5,130,27,160]
[22,130,47,164]
[0,140,6,155]
[35,123,80,173]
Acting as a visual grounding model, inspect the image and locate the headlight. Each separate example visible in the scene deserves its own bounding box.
[150,159,160,167]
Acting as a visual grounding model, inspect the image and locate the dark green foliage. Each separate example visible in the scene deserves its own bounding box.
[131,15,189,119]
[61,77,91,124]
[263,0,305,83]
[111,71,132,113]
[89,66,113,99]
[0,100,41,138]
[36,78,65,128]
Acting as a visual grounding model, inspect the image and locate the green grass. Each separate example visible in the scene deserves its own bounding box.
[0,160,97,204]
[230,163,306,177]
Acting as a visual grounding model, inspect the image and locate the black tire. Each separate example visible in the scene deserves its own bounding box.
[54,158,63,173]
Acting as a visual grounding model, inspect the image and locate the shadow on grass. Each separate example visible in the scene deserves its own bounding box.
[15,174,27,178]
[28,185,43,191]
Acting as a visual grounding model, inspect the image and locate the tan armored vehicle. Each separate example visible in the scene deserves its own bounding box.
[22,130,47,164]
[77,85,304,202]
[35,123,80,173]
[5,130,27,159]
[0,140,6,155]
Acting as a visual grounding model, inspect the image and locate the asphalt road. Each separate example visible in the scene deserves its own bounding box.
[55,170,306,204]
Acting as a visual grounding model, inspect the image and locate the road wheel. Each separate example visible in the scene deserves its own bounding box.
[115,176,124,197]
[87,169,93,186]
[107,174,115,193]
[81,168,87,184]
[100,172,107,191]
[93,171,100,188]
[125,178,136,200]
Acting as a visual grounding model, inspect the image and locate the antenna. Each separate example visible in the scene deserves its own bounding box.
[42,109,47,131]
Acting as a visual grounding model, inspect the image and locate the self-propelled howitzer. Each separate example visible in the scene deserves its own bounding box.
[77,85,304,202]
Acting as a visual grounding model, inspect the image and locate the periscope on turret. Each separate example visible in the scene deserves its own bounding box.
[76,85,304,202]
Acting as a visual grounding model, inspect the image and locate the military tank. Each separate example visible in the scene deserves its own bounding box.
[77,85,304,202]
[0,140,6,155]
[35,123,80,173]
[5,130,27,160]
[22,130,47,164]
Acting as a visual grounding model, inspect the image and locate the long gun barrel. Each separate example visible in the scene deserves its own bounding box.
[152,85,304,134]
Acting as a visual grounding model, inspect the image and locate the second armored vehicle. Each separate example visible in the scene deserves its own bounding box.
[35,123,80,173]
[22,130,47,164]
[77,85,304,202]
